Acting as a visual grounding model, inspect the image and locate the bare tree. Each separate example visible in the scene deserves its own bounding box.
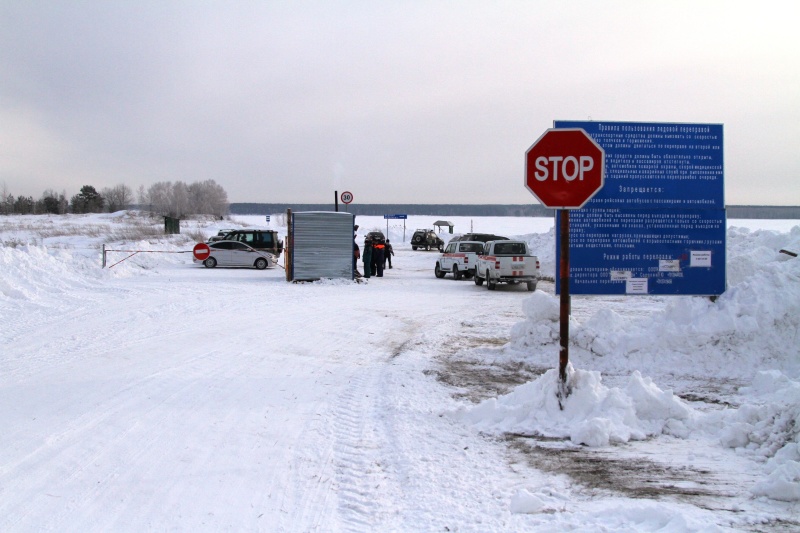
[172,182,189,218]
[0,182,10,215]
[145,182,168,216]
[188,179,229,218]
[102,184,134,212]
[145,180,229,218]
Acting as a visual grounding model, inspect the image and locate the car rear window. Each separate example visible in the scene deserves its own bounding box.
[494,243,526,255]
[460,243,483,253]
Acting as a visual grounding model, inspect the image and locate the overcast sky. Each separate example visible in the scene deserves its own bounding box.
[2,1,798,205]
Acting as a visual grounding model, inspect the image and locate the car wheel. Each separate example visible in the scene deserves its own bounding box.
[527,281,537,291]
[425,244,430,251]
[453,266,462,280]
[204,257,217,268]
[487,270,496,290]
[435,263,446,278]
[255,257,268,270]
[412,245,418,251]
[474,272,483,286]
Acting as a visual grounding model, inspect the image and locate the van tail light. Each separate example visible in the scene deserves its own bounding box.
[495,261,501,269]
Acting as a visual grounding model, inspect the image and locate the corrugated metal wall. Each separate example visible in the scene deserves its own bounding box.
[291,211,354,281]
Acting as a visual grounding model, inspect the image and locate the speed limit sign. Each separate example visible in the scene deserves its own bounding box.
[340,191,354,204]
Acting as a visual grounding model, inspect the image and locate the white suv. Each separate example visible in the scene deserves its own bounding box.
[435,240,484,280]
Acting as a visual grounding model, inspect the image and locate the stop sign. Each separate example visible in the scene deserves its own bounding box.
[193,242,211,261]
[525,128,605,209]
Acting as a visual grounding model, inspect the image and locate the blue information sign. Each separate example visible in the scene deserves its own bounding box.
[383,214,408,219]
[553,121,726,296]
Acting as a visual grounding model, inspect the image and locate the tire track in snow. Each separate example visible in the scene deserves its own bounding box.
[327,370,387,532]
[281,316,419,532]
[325,317,423,532]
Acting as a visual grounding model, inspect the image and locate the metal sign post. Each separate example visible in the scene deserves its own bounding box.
[558,210,570,405]
[383,214,408,242]
[525,128,605,404]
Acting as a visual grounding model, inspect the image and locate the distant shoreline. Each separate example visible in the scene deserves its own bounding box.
[229,203,800,219]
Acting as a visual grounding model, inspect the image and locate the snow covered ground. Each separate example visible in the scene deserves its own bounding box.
[1,211,798,532]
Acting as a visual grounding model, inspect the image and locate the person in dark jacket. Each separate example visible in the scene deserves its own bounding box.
[353,237,361,277]
[362,236,373,278]
[353,225,360,277]
[384,239,394,269]
[372,239,385,277]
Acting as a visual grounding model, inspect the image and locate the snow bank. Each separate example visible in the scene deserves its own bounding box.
[0,238,196,310]
[455,364,693,447]
[708,370,800,502]
[461,225,800,501]
[457,357,800,501]
[0,245,104,302]
[510,225,800,380]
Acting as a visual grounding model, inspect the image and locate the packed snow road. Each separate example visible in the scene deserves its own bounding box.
[1,237,538,531]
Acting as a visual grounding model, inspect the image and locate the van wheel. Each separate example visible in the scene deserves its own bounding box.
[487,271,496,290]
[474,272,483,286]
[453,266,462,280]
[527,281,537,291]
[435,263,446,278]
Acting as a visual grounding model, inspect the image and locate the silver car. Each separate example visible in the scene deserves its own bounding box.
[194,240,276,270]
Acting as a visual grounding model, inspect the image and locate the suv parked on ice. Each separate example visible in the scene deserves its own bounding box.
[411,229,444,251]
[435,240,484,280]
[365,231,386,244]
[208,229,236,242]
[208,229,283,258]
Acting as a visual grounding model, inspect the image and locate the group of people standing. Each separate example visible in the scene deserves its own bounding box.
[353,226,394,279]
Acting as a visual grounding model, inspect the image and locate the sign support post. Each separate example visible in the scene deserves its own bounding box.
[558,210,571,405]
[383,214,408,243]
[340,191,354,212]
[525,127,605,406]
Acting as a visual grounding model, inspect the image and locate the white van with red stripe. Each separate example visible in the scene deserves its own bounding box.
[435,240,484,280]
[475,240,539,291]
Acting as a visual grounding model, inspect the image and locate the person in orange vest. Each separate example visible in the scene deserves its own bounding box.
[372,239,385,277]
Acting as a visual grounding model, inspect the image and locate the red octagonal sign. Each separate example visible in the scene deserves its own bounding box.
[525,128,605,209]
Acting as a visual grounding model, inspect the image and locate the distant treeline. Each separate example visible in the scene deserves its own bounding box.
[232,203,555,217]
[2,180,229,217]
[231,203,800,219]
